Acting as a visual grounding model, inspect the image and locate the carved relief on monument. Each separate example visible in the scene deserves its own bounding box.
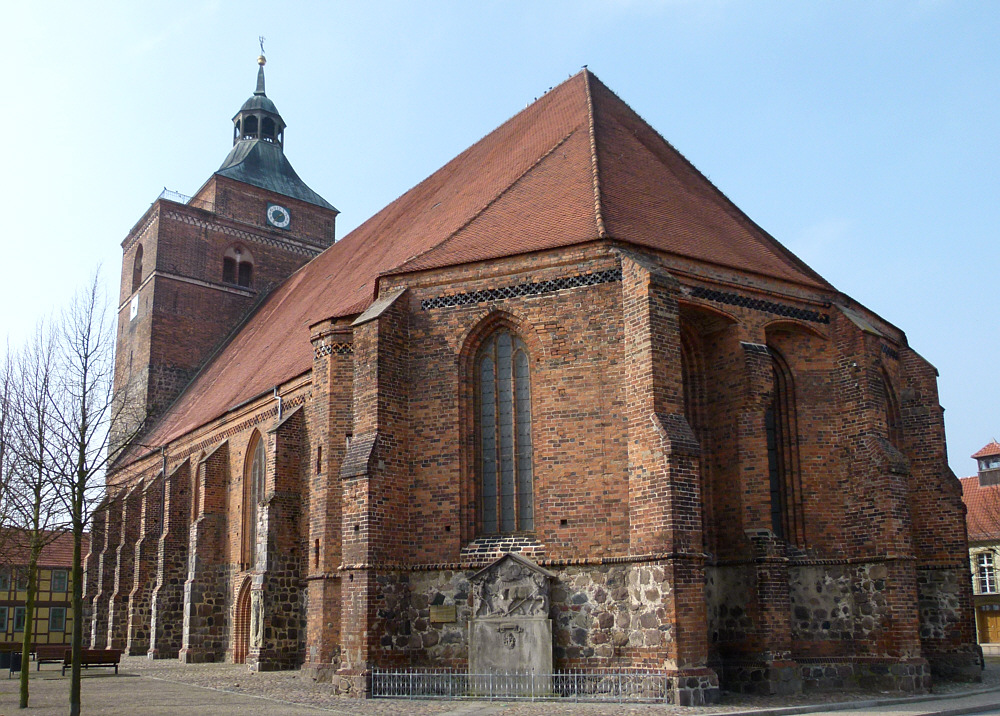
[472,554,551,619]
[469,553,555,682]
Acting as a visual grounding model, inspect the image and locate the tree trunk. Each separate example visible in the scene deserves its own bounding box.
[19,533,41,709]
[70,513,83,716]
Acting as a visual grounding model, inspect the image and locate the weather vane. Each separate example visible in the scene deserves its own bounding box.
[259,36,266,56]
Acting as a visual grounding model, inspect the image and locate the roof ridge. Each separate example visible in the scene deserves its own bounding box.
[391,127,583,275]
[582,69,607,239]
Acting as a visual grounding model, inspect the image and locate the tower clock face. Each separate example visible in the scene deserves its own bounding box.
[266,203,291,229]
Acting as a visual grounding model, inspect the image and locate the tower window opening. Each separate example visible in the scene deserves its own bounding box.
[132,245,143,293]
[223,245,254,288]
[262,117,276,142]
[243,115,259,139]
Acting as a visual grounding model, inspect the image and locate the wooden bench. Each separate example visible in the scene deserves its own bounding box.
[61,649,122,676]
[35,645,69,670]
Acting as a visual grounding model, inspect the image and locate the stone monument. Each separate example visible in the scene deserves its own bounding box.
[469,553,555,693]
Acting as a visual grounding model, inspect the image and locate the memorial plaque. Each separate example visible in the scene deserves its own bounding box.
[429,604,457,623]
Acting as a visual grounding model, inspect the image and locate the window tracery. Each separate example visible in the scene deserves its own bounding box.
[242,432,266,568]
[476,329,533,534]
[765,348,805,546]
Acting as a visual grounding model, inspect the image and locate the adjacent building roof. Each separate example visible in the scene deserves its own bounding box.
[972,440,1000,459]
[138,69,834,453]
[0,529,89,568]
[961,475,1000,543]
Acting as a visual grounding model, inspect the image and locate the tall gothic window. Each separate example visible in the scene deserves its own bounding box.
[242,432,266,568]
[765,349,804,546]
[879,370,904,448]
[476,329,534,534]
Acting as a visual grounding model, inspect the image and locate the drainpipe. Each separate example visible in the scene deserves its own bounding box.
[273,386,283,421]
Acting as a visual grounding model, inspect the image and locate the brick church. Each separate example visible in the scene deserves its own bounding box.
[84,56,980,703]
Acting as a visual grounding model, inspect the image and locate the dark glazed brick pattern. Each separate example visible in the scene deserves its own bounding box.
[421,268,622,310]
[690,286,830,324]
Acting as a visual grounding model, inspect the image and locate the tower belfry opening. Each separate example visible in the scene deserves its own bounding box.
[232,54,285,147]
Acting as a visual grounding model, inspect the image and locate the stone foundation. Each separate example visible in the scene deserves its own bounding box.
[799,658,931,693]
[667,668,720,706]
[717,659,802,696]
[333,669,369,697]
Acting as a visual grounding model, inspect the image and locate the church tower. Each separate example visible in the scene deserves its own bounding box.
[114,54,337,438]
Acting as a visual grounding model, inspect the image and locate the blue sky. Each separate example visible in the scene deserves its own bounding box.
[3,1,996,476]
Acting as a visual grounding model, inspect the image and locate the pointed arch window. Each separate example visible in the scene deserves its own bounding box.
[765,349,805,546]
[476,329,534,534]
[878,370,904,448]
[242,433,266,568]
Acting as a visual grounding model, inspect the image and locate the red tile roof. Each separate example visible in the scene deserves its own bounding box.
[972,440,1000,459]
[0,529,89,568]
[961,475,1000,542]
[137,70,833,452]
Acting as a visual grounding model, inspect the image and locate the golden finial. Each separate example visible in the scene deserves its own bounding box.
[258,36,266,66]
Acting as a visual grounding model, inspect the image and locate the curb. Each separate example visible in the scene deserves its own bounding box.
[704,684,1000,716]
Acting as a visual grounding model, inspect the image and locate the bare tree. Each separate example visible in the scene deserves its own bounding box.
[4,325,69,708]
[47,272,145,716]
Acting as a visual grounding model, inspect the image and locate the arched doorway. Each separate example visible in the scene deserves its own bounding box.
[233,577,252,664]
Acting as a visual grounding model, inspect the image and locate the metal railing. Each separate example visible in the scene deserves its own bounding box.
[371,667,673,702]
[158,188,191,204]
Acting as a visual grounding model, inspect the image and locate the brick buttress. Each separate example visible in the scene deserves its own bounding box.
[180,443,230,662]
[620,254,720,706]
[125,474,164,654]
[303,323,353,679]
[148,460,191,658]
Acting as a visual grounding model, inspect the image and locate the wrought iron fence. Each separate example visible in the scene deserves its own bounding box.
[371,667,673,702]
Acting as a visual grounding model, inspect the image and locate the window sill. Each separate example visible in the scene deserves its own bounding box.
[461,535,544,562]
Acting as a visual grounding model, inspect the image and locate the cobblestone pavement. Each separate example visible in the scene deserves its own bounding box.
[1,658,998,716]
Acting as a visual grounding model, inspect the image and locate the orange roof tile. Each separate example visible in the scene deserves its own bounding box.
[137,70,833,451]
[972,440,1000,459]
[0,529,89,569]
[961,475,1000,542]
